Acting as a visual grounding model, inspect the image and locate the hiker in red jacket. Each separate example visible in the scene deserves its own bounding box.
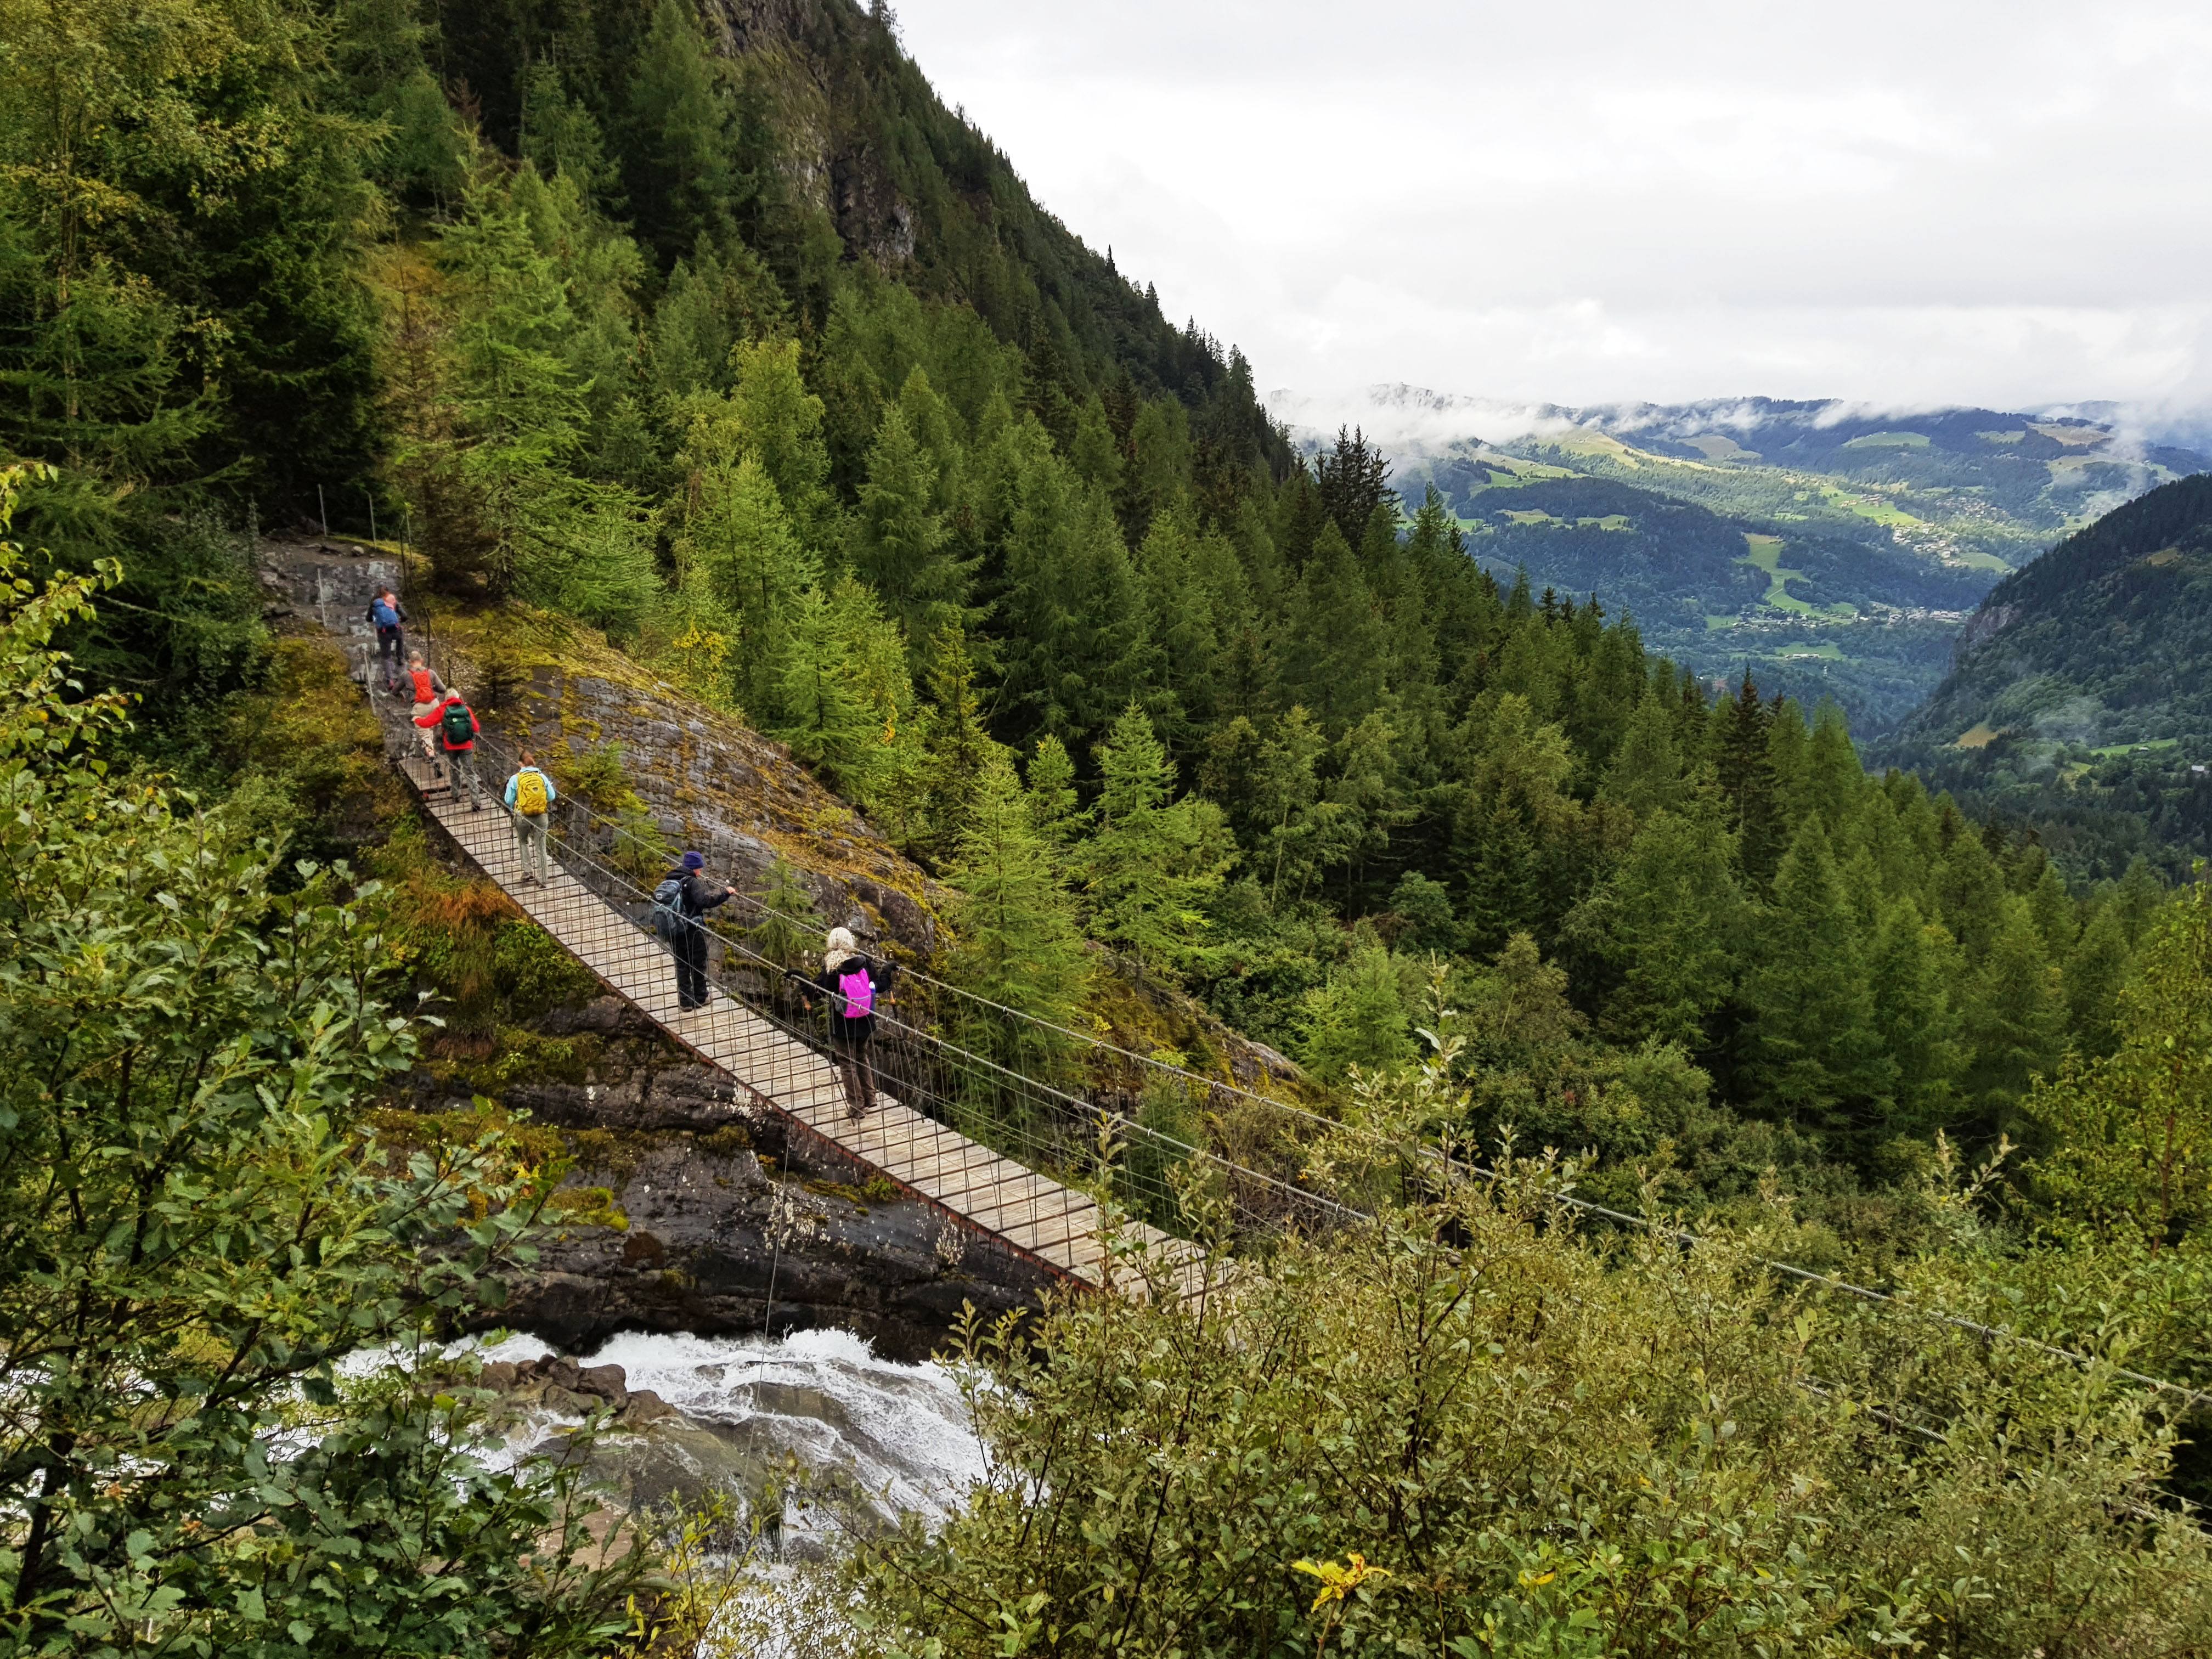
[405,652,446,764]
[415,689,482,810]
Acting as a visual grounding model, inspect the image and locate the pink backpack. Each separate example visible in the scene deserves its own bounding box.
[834,966,873,1019]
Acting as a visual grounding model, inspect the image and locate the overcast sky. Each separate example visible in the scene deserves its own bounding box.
[895,0,2212,424]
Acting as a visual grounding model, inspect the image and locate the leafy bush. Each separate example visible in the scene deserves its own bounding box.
[0,468,642,1652]
[859,1142,2212,1657]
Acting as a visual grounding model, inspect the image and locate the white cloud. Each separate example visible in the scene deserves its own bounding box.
[894,0,2212,415]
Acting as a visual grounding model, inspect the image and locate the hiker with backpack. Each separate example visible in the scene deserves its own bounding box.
[405,652,447,763]
[652,851,730,1012]
[503,751,557,884]
[366,587,407,696]
[415,688,482,809]
[804,926,897,1121]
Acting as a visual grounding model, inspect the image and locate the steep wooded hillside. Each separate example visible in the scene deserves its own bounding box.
[1880,473,2212,876]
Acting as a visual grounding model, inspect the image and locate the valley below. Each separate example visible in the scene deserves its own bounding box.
[1276,388,2209,730]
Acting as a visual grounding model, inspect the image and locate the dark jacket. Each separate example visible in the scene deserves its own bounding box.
[668,872,731,922]
[808,953,896,1041]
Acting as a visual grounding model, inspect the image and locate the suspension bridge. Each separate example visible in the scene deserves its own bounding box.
[397,766,1182,1284]
[319,577,1227,1293]
[301,551,2212,1468]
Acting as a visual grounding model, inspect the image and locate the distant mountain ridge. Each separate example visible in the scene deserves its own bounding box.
[1272,385,2211,479]
[1266,385,2211,731]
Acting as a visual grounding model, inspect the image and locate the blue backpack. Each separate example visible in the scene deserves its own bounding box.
[650,876,687,942]
[371,597,399,629]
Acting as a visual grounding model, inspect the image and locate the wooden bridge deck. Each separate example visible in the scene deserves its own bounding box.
[390,748,1191,1293]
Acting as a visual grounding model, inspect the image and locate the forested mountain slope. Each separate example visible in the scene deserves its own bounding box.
[0,0,2174,1234]
[8,2,2212,1650]
[1877,472,2212,877]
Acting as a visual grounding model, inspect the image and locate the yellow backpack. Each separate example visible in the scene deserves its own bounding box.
[514,769,549,815]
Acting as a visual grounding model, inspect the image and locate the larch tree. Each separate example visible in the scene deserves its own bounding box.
[944,749,1092,1087]
[1086,703,1229,981]
[1740,817,1894,1129]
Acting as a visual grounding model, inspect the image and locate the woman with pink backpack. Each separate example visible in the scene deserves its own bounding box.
[804,925,896,1121]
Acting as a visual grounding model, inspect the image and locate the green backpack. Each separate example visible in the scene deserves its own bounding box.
[439,700,474,746]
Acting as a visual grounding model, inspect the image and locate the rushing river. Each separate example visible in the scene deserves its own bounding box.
[470,1328,989,1547]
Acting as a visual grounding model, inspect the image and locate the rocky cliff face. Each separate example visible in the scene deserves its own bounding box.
[380,991,1057,1362]
[696,0,922,270]
[1950,602,2018,668]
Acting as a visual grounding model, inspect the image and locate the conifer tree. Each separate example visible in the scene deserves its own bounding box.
[1766,696,1812,836]
[1125,396,1192,539]
[622,0,740,264]
[1961,899,2064,1124]
[1069,393,1125,495]
[519,60,619,206]
[506,160,646,449]
[1296,943,1415,1082]
[2063,904,2132,1059]
[856,403,970,652]
[1740,819,1894,1126]
[774,579,906,802]
[1867,897,1967,1136]
[674,418,820,716]
[1453,694,1583,949]
[1282,520,1387,729]
[1802,699,1865,832]
[430,170,586,584]
[1087,703,1230,980]
[1714,674,1784,885]
[1928,827,2011,961]
[1254,706,1328,905]
[1023,734,1082,850]
[649,238,789,407]
[2024,860,2079,957]
[916,623,1001,862]
[1572,811,1744,1048]
[419,168,656,628]
[1674,665,1712,764]
[944,749,1092,1085]
[997,425,1152,751]
[1600,690,1691,817]
[727,338,833,530]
